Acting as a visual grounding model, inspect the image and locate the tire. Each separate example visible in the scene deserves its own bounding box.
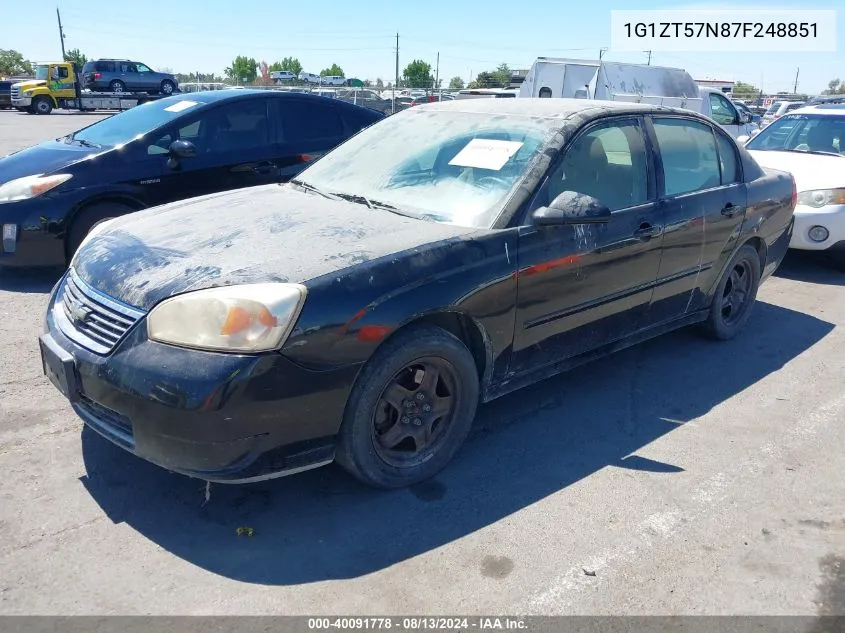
[33,96,53,115]
[336,324,480,489]
[66,202,135,262]
[701,244,761,340]
[160,80,175,95]
[109,80,126,93]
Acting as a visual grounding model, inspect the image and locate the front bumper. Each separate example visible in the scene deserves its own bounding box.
[0,196,72,268]
[789,204,845,252]
[11,97,32,107]
[41,275,361,482]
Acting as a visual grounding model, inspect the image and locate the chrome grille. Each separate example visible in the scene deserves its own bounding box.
[10,86,20,100]
[55,270,145,355]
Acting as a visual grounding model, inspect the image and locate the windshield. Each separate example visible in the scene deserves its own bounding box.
[35,65,49,81]
[746,114,845,155]
[71,97,206,147]
[293,109,556,228]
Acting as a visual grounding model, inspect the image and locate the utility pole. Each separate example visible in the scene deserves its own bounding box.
[793,67,799,94]
[393,32,399,114]
[435,51,440,96]
[56,7,66,60]
[599,47,608,61]
[645,50,652,65]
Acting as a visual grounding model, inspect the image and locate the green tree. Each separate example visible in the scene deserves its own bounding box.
[0,49,33,76]
[225,56,258,83]
[270,57,303,76]
[823,78,845,95]
[63,48,87,68]
[732,81,759,97]
[402,59,433,89]
[469,64,512,89]
[375,78,384,89]
[448,76,464,90]
[320,63,345,77]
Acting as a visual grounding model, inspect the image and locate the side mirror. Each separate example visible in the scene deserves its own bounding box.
[169,139,196,158]
[739,111,752,124]
[166,139,196,170]
[532,191,612,226]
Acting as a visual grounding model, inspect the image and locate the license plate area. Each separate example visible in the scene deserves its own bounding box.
[39,335,80,402]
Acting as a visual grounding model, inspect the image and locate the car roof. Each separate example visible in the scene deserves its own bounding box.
[791,104,845,116]
[153,89,372,107]
[413,97,703,120]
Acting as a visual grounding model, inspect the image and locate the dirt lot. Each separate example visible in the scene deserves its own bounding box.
[0,109,843,616]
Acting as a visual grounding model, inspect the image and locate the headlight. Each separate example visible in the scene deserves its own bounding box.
[147,284,307,353]
[797,188,845,208]
[0,174,72,204]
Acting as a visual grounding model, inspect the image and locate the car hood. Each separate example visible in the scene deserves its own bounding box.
[73,184,479,311]
[0,138,99,185]
[747,150,845,191]
[13,80,46,91]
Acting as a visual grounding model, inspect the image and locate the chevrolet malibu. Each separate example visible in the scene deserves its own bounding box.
[40,99,796,488]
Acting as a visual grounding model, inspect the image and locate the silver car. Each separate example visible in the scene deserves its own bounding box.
[82,59,179,95]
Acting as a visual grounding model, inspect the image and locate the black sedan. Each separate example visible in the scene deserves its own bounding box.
[40,99,796,488]
[0,90,383,267]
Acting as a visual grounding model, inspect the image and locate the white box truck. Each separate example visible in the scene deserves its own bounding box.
[518,58,756,138]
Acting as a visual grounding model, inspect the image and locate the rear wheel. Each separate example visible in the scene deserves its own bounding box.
[336,324,480,489]
[701,244,761,340]
[32,97,53,115]
[66,202,135,262]
[109,80,125,93]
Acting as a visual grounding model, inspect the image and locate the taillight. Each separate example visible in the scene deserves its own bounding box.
[791,177,798,209]
[93,72,101,80]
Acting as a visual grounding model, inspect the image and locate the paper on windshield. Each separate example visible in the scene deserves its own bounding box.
[448,139,524,171]
[164,100,200,113]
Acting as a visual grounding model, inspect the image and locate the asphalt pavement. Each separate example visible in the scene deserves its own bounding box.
[0,109,843,616]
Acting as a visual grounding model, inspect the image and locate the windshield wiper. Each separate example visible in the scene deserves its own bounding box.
[75,138,102,149]
[289,179,341,200]
[784,149,842,157]
[330,192,400,212]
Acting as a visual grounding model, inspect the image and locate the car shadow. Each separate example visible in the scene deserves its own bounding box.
[0,267,63,293]
[775,250,845,286]
[80,300,833,586]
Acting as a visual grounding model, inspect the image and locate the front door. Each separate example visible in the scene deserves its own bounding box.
[511,116,664,375]
[144,98,279,204]
[135,63,154,92]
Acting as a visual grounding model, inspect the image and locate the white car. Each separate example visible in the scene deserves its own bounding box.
[761,100,806,127]
[270,70,297,81]
[743,104,845,268]
[298,72,322,85]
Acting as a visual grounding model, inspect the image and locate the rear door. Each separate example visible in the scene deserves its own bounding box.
[271,98,352,180]
[144,97,278,203]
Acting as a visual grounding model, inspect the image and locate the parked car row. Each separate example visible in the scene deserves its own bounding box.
[0,92,803,490]
[271,71,348,86]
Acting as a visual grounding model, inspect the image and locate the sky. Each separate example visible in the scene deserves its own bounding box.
[2,0,843,94]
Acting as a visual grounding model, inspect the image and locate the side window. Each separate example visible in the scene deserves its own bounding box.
[137,64,152,73]
[278,100,344,142]
[653,118,721,196]
[709,93,736,126]
[542,119,649,211]
[147,101,269,155]
[715,132,740,184]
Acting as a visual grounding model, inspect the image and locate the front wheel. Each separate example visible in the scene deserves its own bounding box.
[33,97,53,115]
[336,324,480,489]
[701,244,761,340]
[66,202,135,262]
[160,80,175,95]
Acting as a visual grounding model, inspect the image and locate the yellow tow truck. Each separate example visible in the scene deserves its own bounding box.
[11,61,163,115]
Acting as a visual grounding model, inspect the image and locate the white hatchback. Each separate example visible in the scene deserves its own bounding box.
[744,104,845,268]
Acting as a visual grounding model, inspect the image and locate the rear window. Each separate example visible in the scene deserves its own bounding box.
[95,61,116,72]
[765,102,783,114]
[785,103,805,112]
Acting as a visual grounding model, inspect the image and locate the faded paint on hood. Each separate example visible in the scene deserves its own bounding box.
[73,184,479,311]
[747,150,845,192]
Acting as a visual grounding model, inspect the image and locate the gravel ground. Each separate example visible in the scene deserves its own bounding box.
[0,109,843,617]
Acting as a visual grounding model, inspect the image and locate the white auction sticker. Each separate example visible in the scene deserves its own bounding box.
[164,100,200,113]
[610,9,837,52]
[449,139,524,171]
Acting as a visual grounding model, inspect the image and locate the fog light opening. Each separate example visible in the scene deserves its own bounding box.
[2,224,17,254]
[808,225,829,243]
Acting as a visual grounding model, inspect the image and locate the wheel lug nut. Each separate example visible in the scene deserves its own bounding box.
[412,418,422,426]
[422,404,432,412]
[401,416,410,424]
[415,392,425,401]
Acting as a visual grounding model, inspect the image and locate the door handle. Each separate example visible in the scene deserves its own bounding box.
[252,162,274,174]
[721,203,744,217]
[633,223,660,239]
